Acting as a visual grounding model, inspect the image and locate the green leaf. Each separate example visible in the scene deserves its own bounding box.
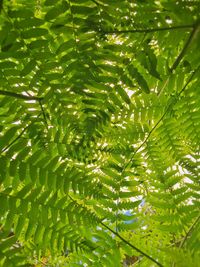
[44,0,58,6]
[45,6,65,21]
[57,39,76,54]
[4,212,15,231]
[128,65,150,94]
[16,184,32,198]
[15,18,44,29]
[15,216,25,238]
[22,28,48,39]
[8,9,34,18]
[21,60,36,76]
[0,127,19,151]
[34,224,44,244]
[18,162,27,181]
[146,48,161,80]
[0,236,17,251]
[0,2,200,266]
[101,168,121,180]
[119,191,140,198]
[25,220,35,240]
[116,85,130,104]
[0,195,9,216]
[0,61,17,69]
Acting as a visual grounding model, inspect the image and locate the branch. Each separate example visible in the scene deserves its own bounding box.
[1,126,29,153]
[69,196,162,265]
[0,89,43,101]
[101,222,164,267]
[178,66,200,96]
[91,0,103,6]
[179,214,200,248]
[124,66,199,169]
[39,100,48,130]
[103,24,194,35]
[170,22,200,72]
[157,22,199,96]
[1,114,42,153]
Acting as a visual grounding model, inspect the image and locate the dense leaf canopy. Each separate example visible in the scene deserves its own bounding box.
[0,0,200,266]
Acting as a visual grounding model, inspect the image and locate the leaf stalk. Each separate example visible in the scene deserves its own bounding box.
[103,24,194,35]
[0,90,43,101]
[101,222,164,267]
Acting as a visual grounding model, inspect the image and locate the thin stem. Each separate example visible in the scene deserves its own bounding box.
[39,100,48,130]
[124,66,199,169]
[178,66,200,96]
[103,24,194,35]
[1,114,42,153]
[101,222,164,267]
[172,214,200,267]
[68,0,79,56]
[157,76,170,97]
[0,90,43,101]
[179,214,200,248]
[158,22,199,96]
[170,22,200,72]
[91,0,103,6]
[1,126,29,153]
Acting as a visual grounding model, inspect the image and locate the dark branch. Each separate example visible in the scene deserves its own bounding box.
[1,114,42,153]
[39,100,48,129]
[101,222,164,267]
[170,22,200,72]
[0,90,43,101]
[124,67,199,169]
[103,24,194,35]
[178,66,200,96]
[91,0,102,6]
[179,214,200,248]
[1,126,29,153]
[157,22,199,96]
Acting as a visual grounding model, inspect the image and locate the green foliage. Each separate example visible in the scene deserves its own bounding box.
[0,0,200,266]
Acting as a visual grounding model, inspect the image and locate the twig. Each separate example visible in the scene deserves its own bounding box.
[103,24,194,35]
[171,213,200,267]
[1,114,42,153]
[91,0,103,6]
[179,214,200,248]
[124,66,199,169]
[170,22,200,72]
[178,65,200,96]
[157,22,199,96]
[157,76,170,97]
[101,222,164,267]
[69,195,163,265]
[1,126,29,154]
[39,100,48,129]
[0,90,43,101]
